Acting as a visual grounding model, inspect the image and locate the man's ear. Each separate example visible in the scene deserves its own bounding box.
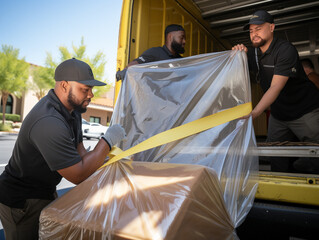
[166,32,173,43]
[270,23,275,33]
[60,81,69,92]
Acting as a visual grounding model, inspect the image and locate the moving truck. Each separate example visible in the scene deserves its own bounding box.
[115,0,319,239]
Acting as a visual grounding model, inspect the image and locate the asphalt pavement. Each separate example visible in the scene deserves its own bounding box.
[0,132,17,167]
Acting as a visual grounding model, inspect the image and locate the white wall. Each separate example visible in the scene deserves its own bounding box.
[20,75,42,120]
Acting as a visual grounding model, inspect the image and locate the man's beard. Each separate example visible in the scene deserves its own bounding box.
[252,38,267,48]
[171,39,185,54]
[67,88,88,113]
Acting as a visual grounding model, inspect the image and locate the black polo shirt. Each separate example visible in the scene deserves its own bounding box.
[134,45,182,64]
[0,89,82,208]
[247,38,319,121]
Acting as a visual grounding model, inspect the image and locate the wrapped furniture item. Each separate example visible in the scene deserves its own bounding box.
[39,50,258,239]
[112,50,258,227]
[40,162,235,240]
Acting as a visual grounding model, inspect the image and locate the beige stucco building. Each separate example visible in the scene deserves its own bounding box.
[1,65,114,126]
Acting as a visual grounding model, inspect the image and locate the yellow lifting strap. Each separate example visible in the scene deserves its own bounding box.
[100,102,252,169]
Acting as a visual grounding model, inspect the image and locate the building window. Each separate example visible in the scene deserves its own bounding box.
[0,95,13,114]
[90,116,101,123]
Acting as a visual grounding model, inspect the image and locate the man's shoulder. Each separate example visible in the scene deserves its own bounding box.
[265,38,297,61]
[136,46,168,63]
[22,100,67,137]
[142,46,165,55]
[25,99,64,124]
[273,38,295,51]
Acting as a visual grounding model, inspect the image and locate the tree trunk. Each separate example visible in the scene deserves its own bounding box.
[1,92,9,125]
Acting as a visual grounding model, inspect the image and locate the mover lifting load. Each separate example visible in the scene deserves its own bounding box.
[40,1,319,239]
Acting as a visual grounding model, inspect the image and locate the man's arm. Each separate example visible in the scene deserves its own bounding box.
[127,60,139,68]
[58,124,125,184]
[116,47,159,81]
[77,142,87,157]
[116,60,139,81]
[232,44,289,119]
[249,75,288,119]
[58,140,110,184]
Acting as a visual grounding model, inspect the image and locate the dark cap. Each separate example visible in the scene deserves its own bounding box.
[243,10,274,30]
[54,58,106,86]
[165,24,185,38]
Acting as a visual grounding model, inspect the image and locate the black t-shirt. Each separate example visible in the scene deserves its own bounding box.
[134,45,182,64]
[0,90,82,208]
[247,38,319,121]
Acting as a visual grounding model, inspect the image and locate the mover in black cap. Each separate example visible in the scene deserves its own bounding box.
[116,24,186,81]
[232,9,319,174]
[0,58,126,239]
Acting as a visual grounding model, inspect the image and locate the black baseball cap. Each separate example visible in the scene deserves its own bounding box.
[243,10,274,30]
[54,58,106,86]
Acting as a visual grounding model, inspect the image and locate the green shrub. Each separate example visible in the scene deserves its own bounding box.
[1,120,13,127]
[12,122,22,128]
[0,113,21,122]
[0,123,12,131]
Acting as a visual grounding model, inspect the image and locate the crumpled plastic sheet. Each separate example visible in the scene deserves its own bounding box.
[39,50,258,240]
[113,50,259,225]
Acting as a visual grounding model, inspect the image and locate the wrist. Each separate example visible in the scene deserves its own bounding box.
[251,108,262,119]
[101,136,112,150]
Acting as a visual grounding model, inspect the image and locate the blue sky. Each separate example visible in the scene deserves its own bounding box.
[0,0,123,84]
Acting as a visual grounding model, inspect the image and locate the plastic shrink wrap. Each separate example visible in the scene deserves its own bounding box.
[39,50,258,239]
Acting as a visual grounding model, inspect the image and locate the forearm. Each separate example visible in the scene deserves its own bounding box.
[58,124,125,184]
[252,74,288,119]
[251,88,279,119]
[59,140,110,184]
[127,60,139,68]
[77,140,110,179]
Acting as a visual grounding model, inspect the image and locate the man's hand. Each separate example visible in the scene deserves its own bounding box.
[232,44,248,53]
[239,109,258,120]
[102,124,126,148]
[239,113,251,120]
[116,69,127,81]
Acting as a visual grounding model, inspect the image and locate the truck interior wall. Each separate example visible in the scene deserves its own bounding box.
[129,0,229,61]
[125,0,268,137]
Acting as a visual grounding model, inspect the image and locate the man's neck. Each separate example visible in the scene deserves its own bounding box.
[53,88,73,113]
[260,36,274,54]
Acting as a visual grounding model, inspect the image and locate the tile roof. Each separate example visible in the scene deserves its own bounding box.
[91,97,114,108]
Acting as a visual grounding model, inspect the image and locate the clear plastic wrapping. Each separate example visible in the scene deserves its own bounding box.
[40,162,236,239]
[40,50,258,239]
